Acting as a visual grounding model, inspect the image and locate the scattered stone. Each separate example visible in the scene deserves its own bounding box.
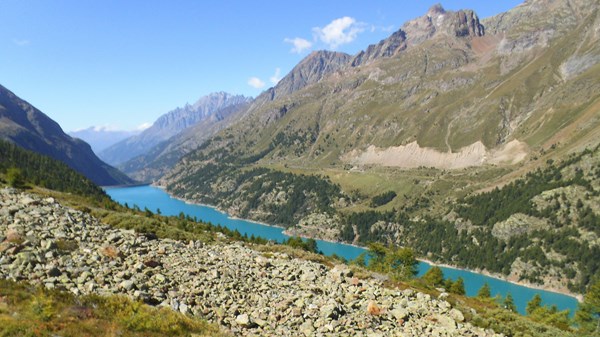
[367,301,382,316]
[391,308,409,321]
[235,313,251,327]
[20,196,37,206]
[47,267,61,277]
[106,233,121,243]
[449,308,465,322]
[154,274,167,283]
[5,229,22,243]
[143,259,161,268]
[0,188,502,337]
[120,280,136,291]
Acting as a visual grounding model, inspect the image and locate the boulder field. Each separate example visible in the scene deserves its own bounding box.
[0,188,501,337]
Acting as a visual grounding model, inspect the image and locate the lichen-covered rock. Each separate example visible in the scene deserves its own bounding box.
[0,188,503,337]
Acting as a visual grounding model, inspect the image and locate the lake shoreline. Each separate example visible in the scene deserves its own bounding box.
[155,184,288,231]
[284,227,582,303]
[417,258,583,303]
[114,185,582,306]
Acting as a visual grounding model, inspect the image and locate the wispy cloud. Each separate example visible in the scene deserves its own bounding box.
[313,17,366,50]
[72,123,151,133]
[136,122,152,131]
[370,24,395,33]
[92,124,120,132]
[284,37,312,54]
[269,68,282,85]
[13,38,30,47]
[248,77,265,89]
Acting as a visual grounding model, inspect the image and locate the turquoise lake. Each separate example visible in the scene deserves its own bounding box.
[106,185,579,316]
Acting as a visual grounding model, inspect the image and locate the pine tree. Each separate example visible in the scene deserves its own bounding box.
[444,278,454,291]
[6,167,23,188]
[477,283,492,298]
[366,242,388,272]
[352,252,367,267]
[422,266,444,287]
[385,247,418,281]
[450,277,466,295]
[576,279,600,334]
[526,294,543,315]
[504,293,517,312]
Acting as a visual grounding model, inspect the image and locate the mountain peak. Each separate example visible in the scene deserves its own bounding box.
[270,50,351,99]
[99,92,251,165]
[351,4,483,66]
[427,3,446,16]
[402,6,484,46]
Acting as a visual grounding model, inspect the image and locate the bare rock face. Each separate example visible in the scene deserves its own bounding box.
[352,30,407,67]
[403,4,484,46]
[351,4,483,67]
[271,50,352,99]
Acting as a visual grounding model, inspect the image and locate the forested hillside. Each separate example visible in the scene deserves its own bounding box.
[166,144,341,227]
[0,140,108,201]
[0,84,133,186]
[340,145,600,293]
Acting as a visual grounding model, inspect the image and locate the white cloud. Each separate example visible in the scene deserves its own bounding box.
[136,122,152,131]
[269,68,282,85]
[71,123,152,133]
[284,37,312,53]
[248,77,265,89]
[313,17,366,49]
[13,38,30,47]
[92,124,120,132]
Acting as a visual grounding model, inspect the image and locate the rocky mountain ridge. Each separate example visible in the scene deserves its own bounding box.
[0,188,501,337]
[121,5,493,183]
[163,0,600,178]
[99,92,252,166]
[119,100,253,182]
[158,0,600,294]
[0,84,133,186]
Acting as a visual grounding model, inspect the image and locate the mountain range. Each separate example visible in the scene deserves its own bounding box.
[1,0,599,297]
[99,92,252,166]
[163,0,600,177]
[156,0,600,293]
[69,126,143,153]
[0,84,133,186]
[117,99,253,182]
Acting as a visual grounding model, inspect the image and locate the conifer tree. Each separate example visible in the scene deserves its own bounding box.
[450,277,466,295]
[576,279,600,334]
[422,266,444,287]
[504,293,517,312]
[526,294,543,315]
[477,283,492,298]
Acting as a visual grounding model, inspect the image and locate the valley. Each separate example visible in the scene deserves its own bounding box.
[1,0,600,335]
[106,184,580,316]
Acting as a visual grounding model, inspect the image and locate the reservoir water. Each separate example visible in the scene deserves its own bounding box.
[106,185,579,315]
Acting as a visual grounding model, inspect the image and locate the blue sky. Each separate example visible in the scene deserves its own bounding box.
[0,1,523,132]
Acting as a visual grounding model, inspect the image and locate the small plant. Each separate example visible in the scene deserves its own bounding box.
[0,279,228,336]
[56,239,78,252]
[100,245,122,259]
[29,292,56,322]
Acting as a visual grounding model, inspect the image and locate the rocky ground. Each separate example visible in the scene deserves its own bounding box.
[0,188,502,337]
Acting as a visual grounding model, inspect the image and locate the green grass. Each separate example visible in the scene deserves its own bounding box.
[0,279,229,337]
